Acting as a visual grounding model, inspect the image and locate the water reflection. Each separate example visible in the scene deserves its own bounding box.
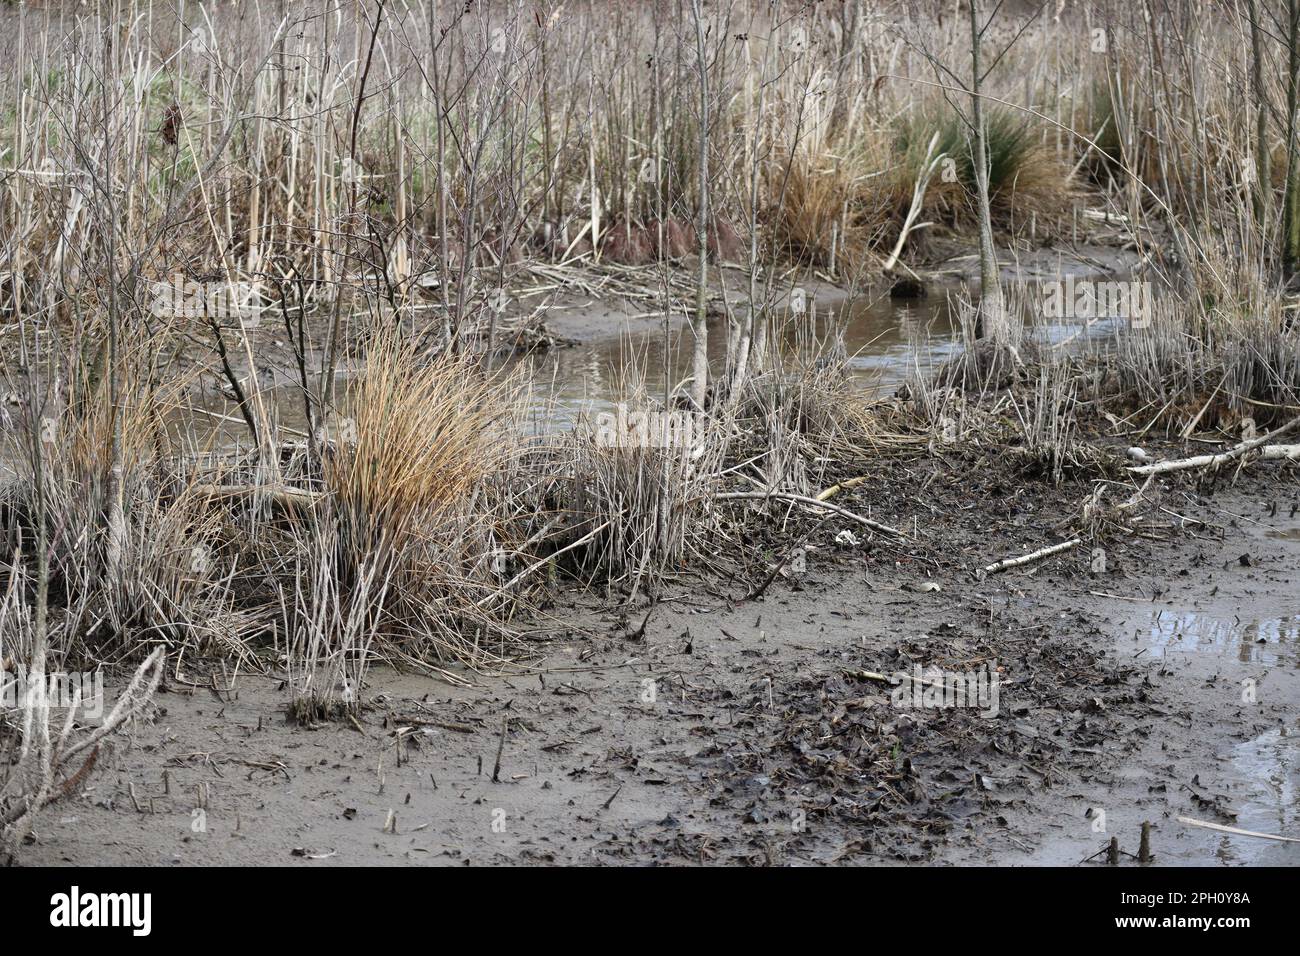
[1146,610,1300,666]
[519,282,1128,425]
[181,279,1134,442]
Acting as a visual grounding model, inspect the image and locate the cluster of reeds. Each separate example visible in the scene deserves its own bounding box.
[1015,1,1300,434]
[0,327,533,708]
[0,324,171,857]
[0,1,1132,323]
[0,0,1293,645]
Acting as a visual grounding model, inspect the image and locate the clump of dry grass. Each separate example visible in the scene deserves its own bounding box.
[1009,360,1082,485]
[771,136,891,275]
[280,330,523,717]
[538,335,896,602]
[556,391,722,601]
[1098,295,1300,435]
[731,338,886,491]
[0,346,237,666]
[326,334,510,572]
[769,97,1075,275]
[890,104,1076,236]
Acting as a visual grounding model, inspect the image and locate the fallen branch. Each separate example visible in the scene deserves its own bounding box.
[1127,416,1300,476]
[1261,444,1300,461]
[983,538,1081,575]
[846,668,957,693]
[882,131,943,275]
[4,648,164,851]
[1176,815,1300,843]
[714,491,904,537]
[1129,444,1300,475]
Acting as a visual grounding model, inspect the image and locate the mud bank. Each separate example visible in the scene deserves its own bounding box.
[17,459,1299,867]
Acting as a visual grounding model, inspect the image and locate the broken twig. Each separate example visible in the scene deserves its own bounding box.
[983,538,1081,575]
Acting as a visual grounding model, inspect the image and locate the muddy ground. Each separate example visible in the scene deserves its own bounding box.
[10,241,1296,867]
[16,450,1299,867]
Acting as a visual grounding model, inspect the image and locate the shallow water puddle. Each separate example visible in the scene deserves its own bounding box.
[1219,727,1300,864]
[1267,527,1300,542]
[1145,610,1300,666]
[523,292,965,418]
[525,280,1128,420]
[176,272,1136,445]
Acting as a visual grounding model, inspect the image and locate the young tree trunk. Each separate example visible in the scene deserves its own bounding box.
[827,0,862,140]
[1246,0,1272,239]
[733,12,778,398]
[690,0,710,410]
[101,36,126,581]
[968,0,1006,341]
[431,0,452,346]
[1282,0,1300,280]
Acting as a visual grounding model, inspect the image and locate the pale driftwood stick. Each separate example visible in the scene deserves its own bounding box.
[815,475,871,502]
[188,406,308,439]
[983,538,1081,575]
[1177,815,1300,843]
[1128,415,1300,476]
[1116,475,1155,511]
[714,491,904,538]
[1129,444,1300,475]
[5,648,164,845]
[1261,444,1300,461]
[882,131,942,275]
[56,648,166,766]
